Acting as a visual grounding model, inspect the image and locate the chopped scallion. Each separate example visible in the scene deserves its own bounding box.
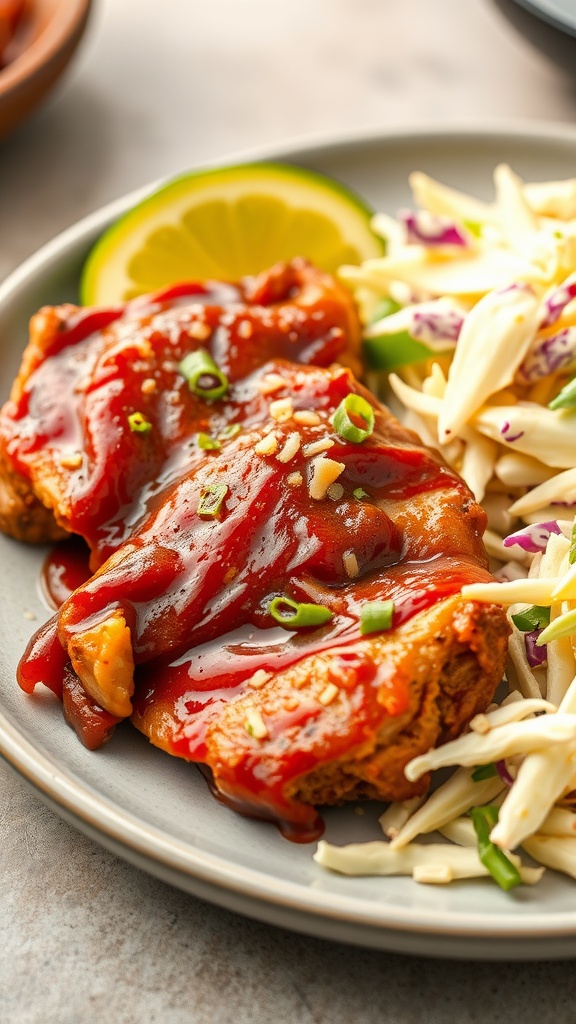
[197,432,221,451]
[332,394,375,444]
[469,805,522,891]
[471,763,498,782]
[359,600,394,635]
[463,218,483,238]
[128,411,152,434]
[353,487,369,500]
[197,483,228,517]
[269,596,333,629]
[179,349,228,400]
[537,607,576,646]
[219,423,241,439]
[510,605,551,631]
[370,297,402,322]
[363,331,433,372]
[570,523,576,566]
[548,377,576,411]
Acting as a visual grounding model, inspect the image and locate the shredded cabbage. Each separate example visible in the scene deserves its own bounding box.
[314,166,576,892]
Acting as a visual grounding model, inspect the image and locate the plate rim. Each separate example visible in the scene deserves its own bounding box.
[5,115,576,308]
[5,707,576,945]
[511,0,576,37]
[5,119,576,954]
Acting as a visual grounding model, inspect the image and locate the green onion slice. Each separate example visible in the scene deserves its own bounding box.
[370,297,402,322]
[128,411,152,434]
[471,763,498,782]
[537,607,576,646]
[269,596,333,629]
[359,600,395,635]
[219,423,241,439]
[197,483,228,517]
[510,605,551,631]
[179,349,229,400]
[353,487,369,500]
[463,218,483,238]
[197,432,221,450]
[548,377,576,411]
[332,394,375,444]
[570,523,576,566]
[469,805,522,891]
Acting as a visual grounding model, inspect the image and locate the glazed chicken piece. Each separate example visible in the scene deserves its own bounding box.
[1,259,510,840]
[193,596,508,836]
[0,259,360,556]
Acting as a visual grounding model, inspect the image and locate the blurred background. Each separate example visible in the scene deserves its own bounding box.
[2,0,576,280]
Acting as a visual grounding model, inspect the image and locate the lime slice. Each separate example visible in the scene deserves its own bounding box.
[80,162,384,305]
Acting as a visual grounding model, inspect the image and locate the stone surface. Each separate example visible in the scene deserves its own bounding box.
[2,1,576,1019]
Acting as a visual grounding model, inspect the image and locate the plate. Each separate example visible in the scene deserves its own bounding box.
[511,0,576,37]
[4,123,576,960]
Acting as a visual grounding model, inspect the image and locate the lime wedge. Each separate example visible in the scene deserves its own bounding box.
[80,162,384,305]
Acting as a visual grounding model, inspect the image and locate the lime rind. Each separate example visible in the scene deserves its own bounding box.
[80,161,384,306]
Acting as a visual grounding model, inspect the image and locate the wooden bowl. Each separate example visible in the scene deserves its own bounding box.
[0,0,93,141]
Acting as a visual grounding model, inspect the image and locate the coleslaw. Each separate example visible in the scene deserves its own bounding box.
[316,165,576,891]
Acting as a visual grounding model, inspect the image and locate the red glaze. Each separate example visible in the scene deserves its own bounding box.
[2,264,358,566]
[3,260,494,838]
[61,666,122,750]
[41,538,92,610]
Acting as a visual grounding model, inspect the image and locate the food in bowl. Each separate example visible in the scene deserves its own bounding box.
[0,0,27,67]
[0,0,93,142]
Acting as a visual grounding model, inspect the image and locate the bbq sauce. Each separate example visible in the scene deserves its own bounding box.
[5,261,493,839]
[41,538,92,610]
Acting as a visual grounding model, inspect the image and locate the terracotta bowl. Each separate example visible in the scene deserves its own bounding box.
[0,0,93,142]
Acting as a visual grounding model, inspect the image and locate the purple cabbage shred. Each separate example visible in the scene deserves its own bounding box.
[496,759,515,786]
[500,421,525,443]
[503,520,562,553]
[524,629,548,668]
[541,277,576,329]
[518,327,576,383]
[398,209,470,248]
[411,308,463,344]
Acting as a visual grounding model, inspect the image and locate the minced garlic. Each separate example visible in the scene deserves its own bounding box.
[255,432,279,456]
[188,321,211,341]
[308,456,345,500]
[276,432,301,463]
[59,452,83,469]
[286,472,303,487]
[343,551,359,578]
[284,696,300,712]
[247,669,272,690]
[302,438,334,457]
[319,683,339,706]
[257,374,286,395]
[269,397,293,422]
[293,410,321,426]
[237,320,253,339]
[244,708,268,739]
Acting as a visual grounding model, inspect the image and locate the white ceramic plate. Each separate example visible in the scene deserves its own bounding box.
[512,0,576,37]
[4,124,576,960]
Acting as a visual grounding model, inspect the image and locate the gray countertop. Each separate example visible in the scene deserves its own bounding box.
[3,1,576,1020]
